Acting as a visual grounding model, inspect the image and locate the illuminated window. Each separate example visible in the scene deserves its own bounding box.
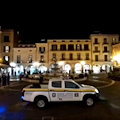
[28,55,32,63]
[4,56,9,61]
[39,47,45,53]
[52,45,57,50]
[40,55,44,62]
[4,46,10,52]
[76,44,82,50]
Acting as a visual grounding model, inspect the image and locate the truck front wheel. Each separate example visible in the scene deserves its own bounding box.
[36,98,47,108]
[84,96,95,107]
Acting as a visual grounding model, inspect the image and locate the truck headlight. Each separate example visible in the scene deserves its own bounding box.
[95,89,99,93]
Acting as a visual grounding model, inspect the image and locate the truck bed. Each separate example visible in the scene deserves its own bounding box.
[24,84,48,89]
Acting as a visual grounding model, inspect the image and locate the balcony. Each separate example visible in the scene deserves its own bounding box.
[93,50,100,53]
[93,60,110,62]
[103,51,109,53]
[40,60,45,63]
[93,42,99,44]
[27,61,32,63]
[103,42,108,44]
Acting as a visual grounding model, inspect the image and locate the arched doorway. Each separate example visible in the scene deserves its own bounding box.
[75,63,81,73]
[84,64,90,73]
[64,64,71,73]
[102,64,111,73]
[25,65,36,75]
[93,64,101,73]
[38,65,47,73]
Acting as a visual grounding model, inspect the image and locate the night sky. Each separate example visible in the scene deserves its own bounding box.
[0,2,120,43]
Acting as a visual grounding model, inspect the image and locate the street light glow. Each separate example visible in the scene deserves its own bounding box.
[10,62,16,67]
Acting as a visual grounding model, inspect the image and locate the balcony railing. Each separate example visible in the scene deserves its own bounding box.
[93,50,100,53]
[93,42,99,44]
[103,51,109,53]
[103,42,108,44]
[40,60,45,63]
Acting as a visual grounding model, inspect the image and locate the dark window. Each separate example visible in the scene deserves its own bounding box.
[68,44,74,50]
[104,47,107,52]
[52,45,57,51]
[62,53,65,60]
[60,45,66,50]
[95,55,98,61]
[84,44,89,50]
[104,55,107,61]
[86,53,89,60]
[52,81,61,88]
[53,40,56,42]
[94,38,98,43]
[77,53,81,60]
[4,36,10,42]
[39,47,45,53]
[104,38,107,43]
[69,53,73,60]
[70,40,73,42]
[65,81,79,88]
[95,47,98,51]
[17,55,21,63]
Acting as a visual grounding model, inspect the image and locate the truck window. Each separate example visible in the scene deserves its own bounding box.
[52,81,61,88]
[65,81,79,89]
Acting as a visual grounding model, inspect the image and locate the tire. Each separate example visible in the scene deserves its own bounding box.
[36,98,47,109]
[84,96,95,107]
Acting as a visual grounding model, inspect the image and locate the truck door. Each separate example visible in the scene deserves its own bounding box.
[49,81,64,101]
[63,81,81,101]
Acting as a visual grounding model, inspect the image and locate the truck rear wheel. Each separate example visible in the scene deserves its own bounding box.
[36,98,47,108]
[84,96,95,107]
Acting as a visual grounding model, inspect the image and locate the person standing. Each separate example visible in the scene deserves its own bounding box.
[7,72,10,85]
[39,75,44,84]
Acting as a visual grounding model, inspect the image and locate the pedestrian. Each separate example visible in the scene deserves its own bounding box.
[2,73,6,86]
[7,72,10,85]
[39,75,44,84]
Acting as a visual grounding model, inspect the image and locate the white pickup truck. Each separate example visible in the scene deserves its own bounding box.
[21,79,99,108]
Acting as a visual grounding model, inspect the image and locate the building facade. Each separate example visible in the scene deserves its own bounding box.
[0,27,19,73]
[112,43,120,67]
[10,34,119,75]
